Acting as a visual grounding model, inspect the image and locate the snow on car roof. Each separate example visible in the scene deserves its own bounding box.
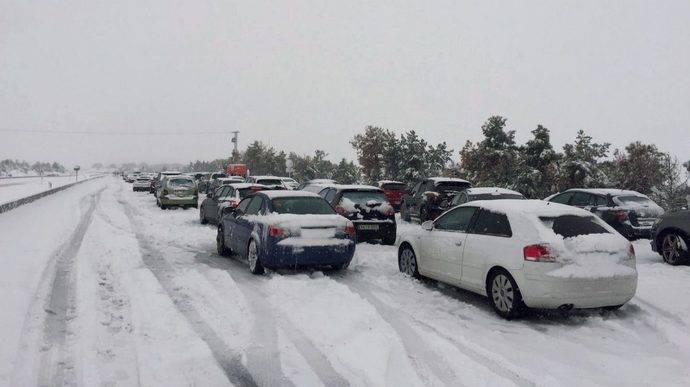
[464,199,589,216]
[307,179,336,184]
[332,184,382,191]
[224,183,267,189]
[428,177,471,184]
[259,190,321,199]
[217,177,243,182]
[377,180,404,185]
[250,175,283,179]
[566,188,646,197]
[466,187,523,196]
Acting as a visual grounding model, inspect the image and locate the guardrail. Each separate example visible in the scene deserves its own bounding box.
[0,175,104,214]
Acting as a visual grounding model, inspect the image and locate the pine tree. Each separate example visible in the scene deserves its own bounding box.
[557,130,610,190]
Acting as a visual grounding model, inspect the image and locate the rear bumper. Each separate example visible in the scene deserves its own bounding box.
[354,221,396,242]
[262,240,355,269]
[516,271,638,309]
[159,196,198,206]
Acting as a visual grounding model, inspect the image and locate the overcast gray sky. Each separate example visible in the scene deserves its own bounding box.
[1,0,689,167]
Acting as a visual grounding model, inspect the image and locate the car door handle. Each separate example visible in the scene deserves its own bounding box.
[455,241,463,246]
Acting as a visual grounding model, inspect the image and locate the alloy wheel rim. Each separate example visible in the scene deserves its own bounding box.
[401,249,415,275]
[662,234,680,262]
[492,274,514,313]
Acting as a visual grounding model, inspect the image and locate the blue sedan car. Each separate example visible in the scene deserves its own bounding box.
[216,191,356,274]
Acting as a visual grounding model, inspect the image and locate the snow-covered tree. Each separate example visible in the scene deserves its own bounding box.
[557,130,610,190]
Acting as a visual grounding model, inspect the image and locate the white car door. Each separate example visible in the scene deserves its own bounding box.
[418,206,478,284]
[461,209,515,292]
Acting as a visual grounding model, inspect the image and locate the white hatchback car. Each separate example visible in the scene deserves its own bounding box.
[397,199,638,319]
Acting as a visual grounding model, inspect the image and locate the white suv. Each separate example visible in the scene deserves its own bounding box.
[397,199,637,319]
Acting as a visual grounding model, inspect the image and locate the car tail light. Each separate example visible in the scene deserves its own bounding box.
[523,244,556,262]
[614,210,629,222]
[627,244,636,260]
[345,221,356,237]
[335,205,348,216]
[269,225,287,238]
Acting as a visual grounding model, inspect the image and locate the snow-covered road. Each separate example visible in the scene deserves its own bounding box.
[2,177,689,386]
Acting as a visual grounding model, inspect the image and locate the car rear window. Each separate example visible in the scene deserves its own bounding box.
[341,190,388,205]
[381,183,407,191]
[436,181,471,192]
[539,215,610,238]
[238,187,265,198]
[271,197,335,215]
[257,179,283,186]
[169,178,194,187]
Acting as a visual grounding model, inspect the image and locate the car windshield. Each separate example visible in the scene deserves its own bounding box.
[615,195,653,205]
[169,178,194,188]
[539,215,610,238]
[436,181,471,192]
[342,190,388,205]
[381,183,407,191]
[257,179,283,186]
[271,197,335,215]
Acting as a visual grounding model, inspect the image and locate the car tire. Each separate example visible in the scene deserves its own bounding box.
[398,244,420,278]
[200,207,208,224]
[216,227,230,256]
[247,239,265,275]
[331,261,350,271]
[487,269,526,320]
[603,304,624,311]
[160,203,167,210]
[401,202,411,222]
[660,231,690,265]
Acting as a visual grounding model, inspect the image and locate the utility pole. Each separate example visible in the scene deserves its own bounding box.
[230,131,240,163]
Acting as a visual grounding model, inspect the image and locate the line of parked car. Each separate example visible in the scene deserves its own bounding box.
[122,171,690,319]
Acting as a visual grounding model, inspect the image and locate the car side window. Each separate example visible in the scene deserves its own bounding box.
[236,197,252,214]
[245,196,263,215]
[325,189,337,202]
[550,192,573,204]
[570,192,591,207]
[214,187,226,198]
[435,207,477,232]
[469,210,512,237]
[318,188,329,198]
[592,195,607,206]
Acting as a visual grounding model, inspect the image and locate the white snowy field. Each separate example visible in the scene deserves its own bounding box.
[0,175,83,206]
[1,177,689,386]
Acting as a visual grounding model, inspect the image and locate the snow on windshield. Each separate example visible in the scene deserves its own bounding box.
[271,197,335,215]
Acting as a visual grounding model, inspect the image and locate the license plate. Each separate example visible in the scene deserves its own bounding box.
[357,224,379,231]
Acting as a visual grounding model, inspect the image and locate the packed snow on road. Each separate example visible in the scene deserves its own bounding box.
[1,177,689,386]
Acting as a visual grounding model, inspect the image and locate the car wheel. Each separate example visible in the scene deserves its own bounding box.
[331,261,350,271]
[247,239,264,275]
[661,232,689,265]
[401,203,411,222]
[216,227,230,256]
[160,203,167,210]
[200,207,208,224]
[487,269,526,320]
[398,245,420,278]
[603,304,624,311]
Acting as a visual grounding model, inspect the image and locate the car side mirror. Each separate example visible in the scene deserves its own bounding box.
[421,220,434,231]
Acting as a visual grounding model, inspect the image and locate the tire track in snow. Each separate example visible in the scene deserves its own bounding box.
[329,274,461,386]
[332,273,539,387]
[195,251,350,387]
[120,200,258,387]
[37,187,104,387]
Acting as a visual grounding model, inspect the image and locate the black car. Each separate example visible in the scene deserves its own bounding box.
[199,183,268,225]
[318,185,396,245]
[546,188,665,240]
[199,172,228,193]
[451,187,525,206]
[651,209,690,265]
[401,178,472,223]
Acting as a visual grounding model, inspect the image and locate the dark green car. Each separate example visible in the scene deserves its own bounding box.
[156,176,198,209]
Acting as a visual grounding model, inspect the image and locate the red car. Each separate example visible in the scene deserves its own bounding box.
[377,180,407,211]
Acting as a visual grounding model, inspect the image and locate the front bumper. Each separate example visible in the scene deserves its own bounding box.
[262,239,355,269]
[621,223,653,239]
